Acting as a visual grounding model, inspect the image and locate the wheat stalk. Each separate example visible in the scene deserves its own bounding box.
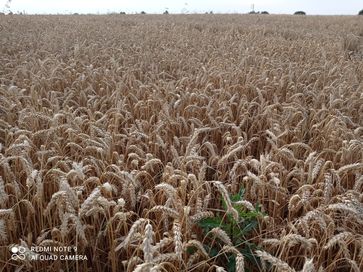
[255,250,295,272]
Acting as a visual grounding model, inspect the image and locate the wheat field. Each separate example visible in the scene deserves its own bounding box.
[0,14,362,272]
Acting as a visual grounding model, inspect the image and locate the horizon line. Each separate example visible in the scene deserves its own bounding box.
[1,11,362,16]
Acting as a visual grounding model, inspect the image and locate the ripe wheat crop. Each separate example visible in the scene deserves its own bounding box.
[0,14,362,271]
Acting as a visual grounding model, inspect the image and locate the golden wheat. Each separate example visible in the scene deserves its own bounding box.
[0,13,362,272]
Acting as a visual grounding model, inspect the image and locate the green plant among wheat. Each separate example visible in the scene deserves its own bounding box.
[194,188,265,271]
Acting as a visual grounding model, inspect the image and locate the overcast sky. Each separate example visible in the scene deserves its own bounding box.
[3,0,362,15]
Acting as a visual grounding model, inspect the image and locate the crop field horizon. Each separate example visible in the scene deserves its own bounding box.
[0,14,362,271]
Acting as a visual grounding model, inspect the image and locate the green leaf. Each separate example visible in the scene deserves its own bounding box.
[230,187,245,202]
[227,254,236,272]
[186,246,197,255]
[241,219,258,234]
[209,246,219,257]
[240,242,261,267]
[198,216,224,231]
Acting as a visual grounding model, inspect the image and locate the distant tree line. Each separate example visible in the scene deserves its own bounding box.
[248,11,269,14]
[294,11,306,15]
[2,8,362,15]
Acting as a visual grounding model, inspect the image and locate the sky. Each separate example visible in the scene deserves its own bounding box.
[2,0,362,15]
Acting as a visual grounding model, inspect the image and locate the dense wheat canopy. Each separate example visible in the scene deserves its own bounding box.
[0,14,362,271]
